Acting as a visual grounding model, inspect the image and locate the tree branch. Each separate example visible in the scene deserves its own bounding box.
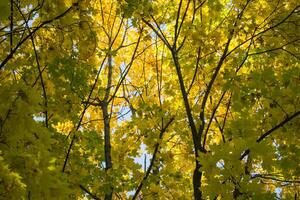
[79,184,101,200]
[240,110,300,160]
[131,117,174,200]
[0,3,77,70]
[257,111,300,142]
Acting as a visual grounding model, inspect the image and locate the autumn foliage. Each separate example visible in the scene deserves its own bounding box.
[0,0,299,199]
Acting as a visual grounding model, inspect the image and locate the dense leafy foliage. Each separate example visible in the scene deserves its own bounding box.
[0,0,299,199]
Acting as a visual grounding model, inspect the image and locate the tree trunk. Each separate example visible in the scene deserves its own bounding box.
[193,160,203,200]
[171,49,203,200]
[103,103,113,200]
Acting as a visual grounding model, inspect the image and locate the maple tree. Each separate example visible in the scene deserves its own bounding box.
[0,0,299,199]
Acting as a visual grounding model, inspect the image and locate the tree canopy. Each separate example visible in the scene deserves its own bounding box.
[0,0,299,199]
